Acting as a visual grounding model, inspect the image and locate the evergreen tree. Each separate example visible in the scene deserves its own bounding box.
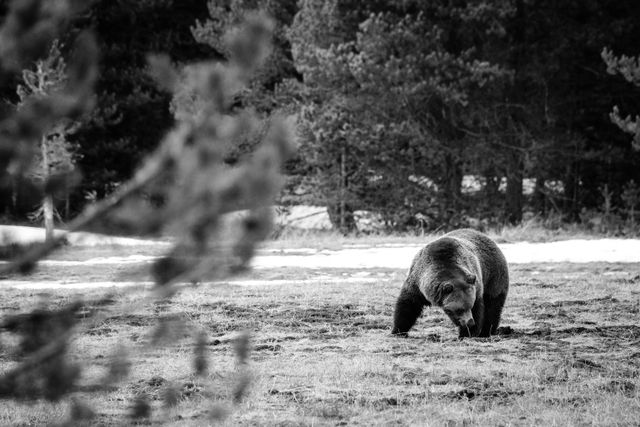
[191,0,298,106]
[72,0,215,202]
[181,0,298,163]
[602,48,640,150]
[287,0,509,230]
[16,40,78,242]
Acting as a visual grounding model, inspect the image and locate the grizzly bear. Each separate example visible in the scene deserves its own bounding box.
[391,229,509,338]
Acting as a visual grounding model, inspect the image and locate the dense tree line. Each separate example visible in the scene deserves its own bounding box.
[1,0,639,232]
[281,0,640,231]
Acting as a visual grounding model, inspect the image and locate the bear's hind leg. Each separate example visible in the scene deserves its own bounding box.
[480,291,507,337]
[392,283,427,336]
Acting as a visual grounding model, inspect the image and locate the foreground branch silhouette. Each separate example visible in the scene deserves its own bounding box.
[0,1,294,422]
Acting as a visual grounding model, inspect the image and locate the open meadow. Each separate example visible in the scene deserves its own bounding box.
[1,238,640,426]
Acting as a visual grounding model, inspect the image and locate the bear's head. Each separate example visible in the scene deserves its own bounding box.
[439,272,477,329]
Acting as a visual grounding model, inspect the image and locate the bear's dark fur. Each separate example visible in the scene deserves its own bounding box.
[391,229,509,338]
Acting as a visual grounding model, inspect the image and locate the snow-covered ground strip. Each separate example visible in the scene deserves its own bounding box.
[2,224,640,289]
[36,255,158,266]
[2,276,380,290]
[2,281,155,290]
[2,239,640,269]
[500,239,640,264]
[2,239,639,290]
[0,225,168,246]
[251,239,640,269]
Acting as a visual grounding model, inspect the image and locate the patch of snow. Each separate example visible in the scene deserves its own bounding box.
[461,175,483,194]
[1,281,154,290]
[66,232,168,247]
[3,236,640,290]
[251,247,419,269]
[0,226,64,245]
[2,276,378,290]
[252,239,640,269]
[408,175,437,190]
[353,210,385,233]
[225,205,334,230]
[0,255,156,267]
[275,205,332,230]
[224,277,378,286]
[460,175,564,195]
[4,238,636,271]
[37,255,156,266]
[344,243,423,249]
[261,248,320,254]
[0,225,167,246]
[502,239,640,264]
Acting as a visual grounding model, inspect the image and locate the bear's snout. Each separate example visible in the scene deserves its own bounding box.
[455,311,475,328]
[460,317,475,328]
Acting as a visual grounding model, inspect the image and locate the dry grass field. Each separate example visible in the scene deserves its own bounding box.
[1,241,640,426]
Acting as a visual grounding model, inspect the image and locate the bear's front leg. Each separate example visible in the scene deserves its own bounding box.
[392,282,427,336]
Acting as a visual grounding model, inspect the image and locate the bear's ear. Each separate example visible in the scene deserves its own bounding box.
[465,274,476,284]
[442,283,454,295]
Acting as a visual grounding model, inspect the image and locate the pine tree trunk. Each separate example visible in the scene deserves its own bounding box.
[504,0,526,226]
[327,146,355,233]
[562,162,580,221]
[43,194,54,243]
[505,153,524,224]
[444,154,462,210]
[532,176,546,215]
[339,146,346,232]
[440,153,462,223]
[11,176,17,211]
[41,137,54,243]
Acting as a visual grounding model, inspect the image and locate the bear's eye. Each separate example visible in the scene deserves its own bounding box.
[445,308,464,317]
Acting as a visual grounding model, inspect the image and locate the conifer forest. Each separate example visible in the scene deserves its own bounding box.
[1,0,639,234]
